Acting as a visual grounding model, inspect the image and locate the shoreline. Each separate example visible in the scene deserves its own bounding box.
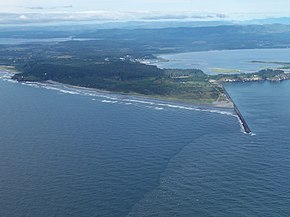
[222,87,251,134]
[1,69,253,133]
[155,47,290,57]
[0,70,234,111]
[43,80,234,110]
[152,48,290,75]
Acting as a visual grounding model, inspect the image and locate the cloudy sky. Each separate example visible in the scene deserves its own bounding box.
[1,0,290,24]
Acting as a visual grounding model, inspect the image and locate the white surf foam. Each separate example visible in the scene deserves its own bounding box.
[102,100,118,104]
[1,78,237,119]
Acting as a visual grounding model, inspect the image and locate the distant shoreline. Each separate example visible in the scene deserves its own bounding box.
[153,48,290,74]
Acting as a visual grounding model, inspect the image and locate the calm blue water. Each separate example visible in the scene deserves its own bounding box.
[0,73,290,216]
[155,48,290,74]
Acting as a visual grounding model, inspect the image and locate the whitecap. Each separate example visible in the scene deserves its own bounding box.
[102,100,118,104]
[59,90,79,95]
[154,107,164,110]
[1,78,237,121]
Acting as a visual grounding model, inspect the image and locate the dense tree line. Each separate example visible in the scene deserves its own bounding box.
[15,60,163,82]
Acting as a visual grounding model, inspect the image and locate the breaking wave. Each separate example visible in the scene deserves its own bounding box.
[0,75,236,118]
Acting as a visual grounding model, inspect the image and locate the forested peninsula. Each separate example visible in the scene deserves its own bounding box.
[1,25,289,106]
[12,58,290,107]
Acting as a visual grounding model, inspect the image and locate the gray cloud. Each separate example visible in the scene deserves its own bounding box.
[142,13,228,21]
[142,14,189,20]
[0,11,228,25]
[216,14,227,18]
[0,11,130,25]
[24,5,73,10]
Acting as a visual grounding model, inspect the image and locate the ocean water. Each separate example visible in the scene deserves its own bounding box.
[155,48,290,74]
[0,72,290,217]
